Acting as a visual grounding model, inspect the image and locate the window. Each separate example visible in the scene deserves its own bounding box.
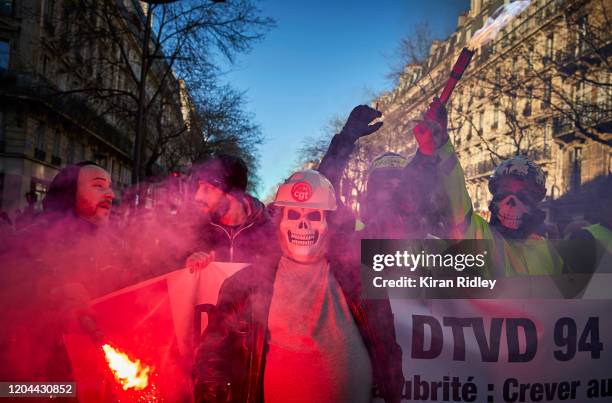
[125,165,132,186]
[492,107,499,129]
[35,123,47,161]
[67,138,75,164]
[35,123,46,150]
[44,0,55,20]
[41,54,50,76]
[527,46,534,67]
[52,129,61,156]
[78,143,86,161]
[575,81,586,105]
[109,158,115,180]
[478,110,484,134]
[598,73,611,111]
[43,0,56,34]
[575,16,588,56]
[0,40,9,69]
[0,0,13,16]
[544,121,552,156]
[524,87,533,116]
[570,147,582,190]
[545,34,554,63]
[543,77,552,108]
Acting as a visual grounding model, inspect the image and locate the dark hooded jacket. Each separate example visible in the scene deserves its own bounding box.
[194,193,278,264]
[192,230,404,403]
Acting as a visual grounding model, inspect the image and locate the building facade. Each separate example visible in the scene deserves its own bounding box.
[0,0,187,217]
[345,0,610,233]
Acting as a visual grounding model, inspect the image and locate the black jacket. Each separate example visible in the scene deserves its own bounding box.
[193,240,404,403]
[195,194,277,264]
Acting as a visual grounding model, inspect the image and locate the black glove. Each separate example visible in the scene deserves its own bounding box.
[341,105,383,142]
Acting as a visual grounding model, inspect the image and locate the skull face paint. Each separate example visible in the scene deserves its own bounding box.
[279,207,328,264]
[496,194,529,229]
[494,177,535,230]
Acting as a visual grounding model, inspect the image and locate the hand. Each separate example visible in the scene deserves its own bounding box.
[186,250,216,273]
[341,105,383,142]
[412,97,448,155]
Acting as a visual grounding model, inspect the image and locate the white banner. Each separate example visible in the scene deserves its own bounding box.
[64,262,249,402]
[390,289,612,401]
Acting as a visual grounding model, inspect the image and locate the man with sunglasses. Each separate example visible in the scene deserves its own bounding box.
[412,98,563,276]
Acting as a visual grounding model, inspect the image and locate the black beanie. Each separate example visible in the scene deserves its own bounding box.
[193,155,248,192]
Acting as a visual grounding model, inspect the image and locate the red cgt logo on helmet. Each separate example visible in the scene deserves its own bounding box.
[291,182,312,202]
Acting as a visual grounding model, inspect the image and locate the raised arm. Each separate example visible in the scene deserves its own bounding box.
[318,105,383,204]
[412,98,478,239]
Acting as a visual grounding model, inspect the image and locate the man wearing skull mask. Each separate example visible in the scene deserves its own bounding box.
[411,97,563,276]
[193,170,403,403]
[487,156,547,239]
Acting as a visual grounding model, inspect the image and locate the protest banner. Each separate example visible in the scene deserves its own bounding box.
[63,262,248,402]
[388,282,612,402]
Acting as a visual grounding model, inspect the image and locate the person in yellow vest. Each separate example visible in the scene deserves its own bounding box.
[564,218,612,273]
[411,98,563,277]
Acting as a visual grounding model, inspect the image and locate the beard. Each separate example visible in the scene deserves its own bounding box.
[205,198,231,224]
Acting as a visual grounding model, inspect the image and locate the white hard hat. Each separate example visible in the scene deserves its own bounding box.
[274,169,337,211]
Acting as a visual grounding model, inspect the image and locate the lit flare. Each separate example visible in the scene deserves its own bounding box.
[469,0,532,49]
[102,344,151,391]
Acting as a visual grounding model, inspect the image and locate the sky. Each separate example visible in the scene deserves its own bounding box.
[219,0,470,197]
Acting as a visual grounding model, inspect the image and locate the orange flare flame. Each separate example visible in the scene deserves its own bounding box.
[102,344,151,391]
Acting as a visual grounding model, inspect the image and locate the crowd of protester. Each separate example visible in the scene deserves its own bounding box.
[0,99,610,402]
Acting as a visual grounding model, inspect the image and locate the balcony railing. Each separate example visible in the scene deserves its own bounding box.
[553,115,574,135]
[463,146,553,179]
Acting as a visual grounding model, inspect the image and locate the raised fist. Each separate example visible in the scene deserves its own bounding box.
[412,98,448,155]
[341,105,383,142]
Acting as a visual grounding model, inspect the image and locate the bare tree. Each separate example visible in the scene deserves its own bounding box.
[295,116,345,169]
[387,21,435,85]
[162,82,263,193]
[41,0,273,181]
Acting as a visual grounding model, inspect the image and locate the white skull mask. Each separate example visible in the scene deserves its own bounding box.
[496,194,530,230]
[279,207,329,263]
